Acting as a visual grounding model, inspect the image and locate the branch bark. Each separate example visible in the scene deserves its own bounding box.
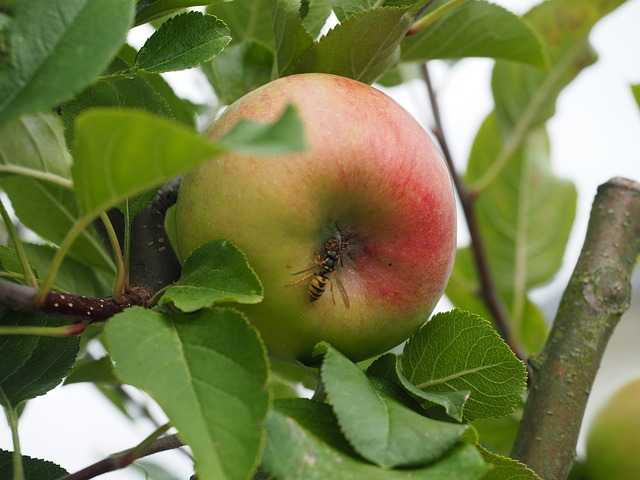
[511,177,640,479]
[129,177,182,290]
[60,434,184,480]
[0,278,151,321]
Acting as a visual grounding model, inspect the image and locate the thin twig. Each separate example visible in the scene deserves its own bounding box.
[511,177,640,479]
[59,433,185,480]
[420,64,522,360]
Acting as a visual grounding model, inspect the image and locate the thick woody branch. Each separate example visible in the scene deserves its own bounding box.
[93,178,183,294]
[129,177,182,291]
[511,177,640,479]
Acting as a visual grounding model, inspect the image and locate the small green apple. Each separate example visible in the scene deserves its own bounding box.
[175,73,456,363]
[586,377,640,479]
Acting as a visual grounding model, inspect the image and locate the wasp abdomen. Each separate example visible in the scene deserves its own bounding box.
[309,273,329,302]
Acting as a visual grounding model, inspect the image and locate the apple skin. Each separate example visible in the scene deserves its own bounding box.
[175,73,456,363]
[586,377,640,480]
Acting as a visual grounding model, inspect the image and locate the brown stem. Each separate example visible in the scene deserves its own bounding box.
[60,433,184,480]
[420,64,521,359]
[0,278,152,321]
[511,177,640,479]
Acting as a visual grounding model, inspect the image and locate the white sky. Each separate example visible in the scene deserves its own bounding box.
[2,1,640,477]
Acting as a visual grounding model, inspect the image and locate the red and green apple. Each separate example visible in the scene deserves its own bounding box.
[174,73,456,363]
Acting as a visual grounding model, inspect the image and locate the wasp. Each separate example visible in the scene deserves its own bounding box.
[287,232,352,309]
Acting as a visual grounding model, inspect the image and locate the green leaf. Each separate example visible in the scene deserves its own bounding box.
[61,55,174,147]
[117,42,199,128]
[331,0,414,21]
[472,412,522,458]
[202,40,275,105]
[136,0,224,26]
[0,245,23,275]
[401,310,527,421]
[0,176,115,272]
[478,445,542,480]
[72,107,304,222]
[0,450,69,478]
[492,0,626,136]
[270,0,315,76]
[127,11,231,75]
[0,0,134,126]
[319,343,469,469]
[218,104,306,155]
[0,309,80,409]
[0,112,72,184]
[301,0,333,37]
[159,240,263,312]
[207,0,275,47]
[466,115,573,350]
[65,355,118,385]
[444,247,492,321]
[631,84,640,109]
[71,108,225,220]
[264,398,490,479]
[295,6,412,83]
[401,0,548,67]
[445,247,549,355]
[368,353,470,422]
[22,243,110,297]
[105,307,270,480]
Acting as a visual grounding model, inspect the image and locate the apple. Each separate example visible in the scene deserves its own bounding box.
[174,73,456,363]
[586,377,640,479]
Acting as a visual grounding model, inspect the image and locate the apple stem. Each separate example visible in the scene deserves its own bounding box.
[420,64,525,365]
[511,177,640,479]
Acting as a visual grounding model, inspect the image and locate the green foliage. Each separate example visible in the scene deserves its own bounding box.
[263,399,489,479]
[0,310,80,409]
[319,343,469,469]
[201,40,275,104]
[445,0,624,355]
[0,0,135,126]
[293,6,413,83]
[105,307,270,480]
[0,112,72,182]
[121,11,231,76]
[401,0,549,67]
[60,56,176,146]
[0,450,68,478]
[135,1,226,26]
[0,0,634,477]
[0,177,115,272]
[478,446,542,480]
[159,239,264,312]
[399,310,527,421]
[632,84,640,109]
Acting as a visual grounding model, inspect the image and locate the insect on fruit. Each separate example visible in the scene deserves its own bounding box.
[287,232,352,309]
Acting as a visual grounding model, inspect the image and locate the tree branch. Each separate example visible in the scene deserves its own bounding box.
[60,433,184,480]
[129,177,182,292]
[92,178,183,294]
[511,177,640,479]
[0,278,152,322]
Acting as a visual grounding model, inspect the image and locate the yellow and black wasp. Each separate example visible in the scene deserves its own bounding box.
[287,232,352,309]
